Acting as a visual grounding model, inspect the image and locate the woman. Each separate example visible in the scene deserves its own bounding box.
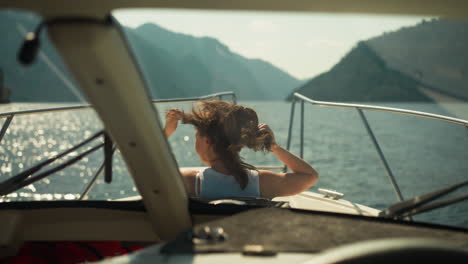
[164,101,318,199]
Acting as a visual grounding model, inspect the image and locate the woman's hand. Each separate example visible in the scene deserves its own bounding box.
[258,123,278,151]
[164,109,183,138]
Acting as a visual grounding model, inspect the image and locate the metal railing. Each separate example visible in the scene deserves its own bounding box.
[286,92,468,203]
[0,91,237,199]
[0,91,237,144]
[150,91,237,105]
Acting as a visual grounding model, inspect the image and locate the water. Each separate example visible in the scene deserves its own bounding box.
[1,101,467,229]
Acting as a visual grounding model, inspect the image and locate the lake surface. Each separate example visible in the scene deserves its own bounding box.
[1,101,467,228]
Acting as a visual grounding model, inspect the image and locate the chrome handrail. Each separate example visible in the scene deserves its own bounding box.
[0,105,92,119]
[293,93,468,126]
[150,91,237,104]
[0,91,236,119]
[287,92,468,203]
[0,91,237,143]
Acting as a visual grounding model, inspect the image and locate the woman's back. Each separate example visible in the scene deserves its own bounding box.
[196,168,260,199]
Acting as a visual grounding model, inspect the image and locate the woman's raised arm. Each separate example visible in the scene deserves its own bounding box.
[163,109,183,138]
[258,124,318,199]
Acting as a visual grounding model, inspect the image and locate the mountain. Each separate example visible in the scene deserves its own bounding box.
[1,69,11,103]
[0,11,81,102]
[0,10,300,102]
[293,18,468,102]
[367,19,468,100]
[125,23,300,100]
[291,42,432,102]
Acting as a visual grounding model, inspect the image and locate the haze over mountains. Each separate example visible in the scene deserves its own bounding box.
[123,23,301,100]
[0,11,300,102]
[1,11,467,103]
[293,18,468,102]
[367,19,468,101]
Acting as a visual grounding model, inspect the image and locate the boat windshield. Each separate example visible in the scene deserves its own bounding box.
[1,7,468,231]
[0,9,139,202]
[112,8,468,229]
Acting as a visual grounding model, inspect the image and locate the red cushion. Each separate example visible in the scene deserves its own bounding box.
[2,241,143,264]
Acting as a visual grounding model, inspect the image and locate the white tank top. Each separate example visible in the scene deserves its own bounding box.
[195,168,260,199]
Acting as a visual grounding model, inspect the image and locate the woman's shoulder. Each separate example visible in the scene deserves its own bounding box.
[180,168,204,177]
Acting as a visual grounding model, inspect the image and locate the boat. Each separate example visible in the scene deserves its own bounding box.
[1,0,468,263]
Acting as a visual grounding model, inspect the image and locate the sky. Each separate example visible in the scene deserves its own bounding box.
[114,9,429,80]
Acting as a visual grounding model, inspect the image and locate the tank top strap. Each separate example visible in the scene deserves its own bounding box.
[248,169,260,195]
[194,168,205,197]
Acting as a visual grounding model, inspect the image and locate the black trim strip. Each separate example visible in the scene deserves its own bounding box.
[0,200,145,211]
[189,198,273,215]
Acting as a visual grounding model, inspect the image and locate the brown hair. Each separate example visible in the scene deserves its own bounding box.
[181,100,273,189]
